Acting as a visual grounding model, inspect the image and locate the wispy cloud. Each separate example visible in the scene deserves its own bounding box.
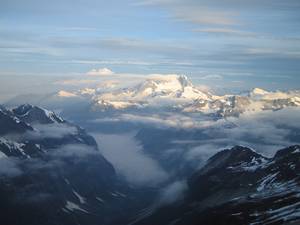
[193,28,256,37]
[71,59,155,66]
[157,180,188,206]
[138,0,237,25]
[24,124,78,140]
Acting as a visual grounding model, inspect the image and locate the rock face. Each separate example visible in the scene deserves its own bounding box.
[132,145,300,225]
[0,107,33,135]
[0,104,139,225]
[12,104,64,124]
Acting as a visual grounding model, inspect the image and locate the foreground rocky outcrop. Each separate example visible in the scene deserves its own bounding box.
[133,145,300,225]
[0,104,153,225]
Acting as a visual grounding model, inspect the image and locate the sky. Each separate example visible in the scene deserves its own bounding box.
[1,0,300,92]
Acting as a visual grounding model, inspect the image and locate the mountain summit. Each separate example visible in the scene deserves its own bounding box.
[92,75,211,109]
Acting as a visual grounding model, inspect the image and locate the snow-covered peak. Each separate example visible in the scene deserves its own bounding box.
[79,88,96,96]
[249,88,298,101]
[89,74,213,110]
[57,90,77,98]
[113,74,203,96]
[199,146,266,174]
[14,103,34,113]
[248,88,270,100]
[274,145,300,159]
[142,74,192,92]
[251,88,269,96]
[13,104,64,124]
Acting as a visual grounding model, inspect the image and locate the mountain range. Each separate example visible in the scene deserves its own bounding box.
[1,100,299,224]
[56,75,300,117]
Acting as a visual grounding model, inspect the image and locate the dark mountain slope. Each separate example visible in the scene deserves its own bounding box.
[0,104,153,225]
[133,145,300,225]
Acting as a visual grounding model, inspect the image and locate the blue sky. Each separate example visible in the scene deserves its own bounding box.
[1,0,300,90]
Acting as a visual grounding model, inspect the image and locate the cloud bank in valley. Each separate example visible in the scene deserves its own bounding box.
[93,133,169,187]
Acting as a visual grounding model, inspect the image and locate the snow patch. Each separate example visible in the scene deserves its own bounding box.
[57,90,77,98]
[64,201,89,213]
[72,190,87,204]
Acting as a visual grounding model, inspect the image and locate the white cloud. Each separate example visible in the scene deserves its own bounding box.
[157,180,188,206]
[57,90,77,97]
[193,28,256,37]
[0,158,22,177]
[49,144,99,158]
[86,68,114,76]
[94,113,223,129]
[25,124,78,140]
[93,133,169,187]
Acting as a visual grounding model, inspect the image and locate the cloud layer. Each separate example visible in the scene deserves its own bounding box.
[92,107,300,171]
